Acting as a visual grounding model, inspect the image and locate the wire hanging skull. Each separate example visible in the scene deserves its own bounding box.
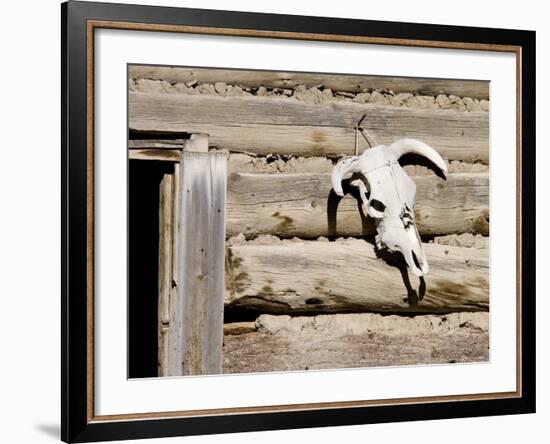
[331,138,448,277]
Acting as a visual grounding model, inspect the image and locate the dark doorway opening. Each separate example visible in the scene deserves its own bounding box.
[128,160,172,378]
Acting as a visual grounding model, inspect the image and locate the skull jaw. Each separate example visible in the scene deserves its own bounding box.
[402,247,429,277]
[375,223,429,277]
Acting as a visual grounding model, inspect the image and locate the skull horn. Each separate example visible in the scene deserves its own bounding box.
[331,155,363,197]
[387,138,448,174]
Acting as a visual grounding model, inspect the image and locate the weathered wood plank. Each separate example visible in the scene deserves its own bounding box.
[227,172,489,237]
[129,149,182,161]
[165,136,209,374]
[129,66,489,99]
[157,173,173,376]
[225,240,488,314]
[129,92,489,162]
[128,134,208,160]
[167,152,227,376]
[128,139,187,149]
[169,162,180,370]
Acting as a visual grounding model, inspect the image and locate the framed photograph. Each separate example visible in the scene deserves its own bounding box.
[62,1,536,442]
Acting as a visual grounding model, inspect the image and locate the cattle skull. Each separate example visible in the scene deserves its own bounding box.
[331,138,447,277]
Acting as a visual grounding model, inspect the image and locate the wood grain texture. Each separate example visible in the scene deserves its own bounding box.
[129,149,182,161]
[225,240,488,314]
[227,172,489,238]
[168,163,180,373]
[129,66,490,99]
[129,92,489,162]
[157,173,173,376]
[129,134,208,160]
[128,139,187,149]
[167,152,227,376]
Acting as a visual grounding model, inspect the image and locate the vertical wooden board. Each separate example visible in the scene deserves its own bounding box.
[157,173,173,377]
[158,174,173,324]
[167,163,180,376]
[168,152,227,376]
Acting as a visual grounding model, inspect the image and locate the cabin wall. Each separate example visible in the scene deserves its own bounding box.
[128,65,490,375]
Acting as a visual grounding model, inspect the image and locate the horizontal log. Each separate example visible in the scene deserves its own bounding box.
[128,136,207,161]
[129,149,181,161]
[129,66,489,99]
[223,312,489,373]
[227,172,489,237]
[128,139,488,172]
[129,92,489,162]
[128,139,187,149]
[224,240,489,314]
[224,329,489,372]
[223,322,256,336]
[127,155,488,235]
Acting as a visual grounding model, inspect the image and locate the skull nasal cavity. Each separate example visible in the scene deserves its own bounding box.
[370,199,386,212]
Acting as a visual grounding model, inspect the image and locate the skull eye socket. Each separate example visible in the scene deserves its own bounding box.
[370,199,386,213]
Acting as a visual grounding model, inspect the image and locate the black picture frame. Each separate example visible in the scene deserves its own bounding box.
[62,1,536,442]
